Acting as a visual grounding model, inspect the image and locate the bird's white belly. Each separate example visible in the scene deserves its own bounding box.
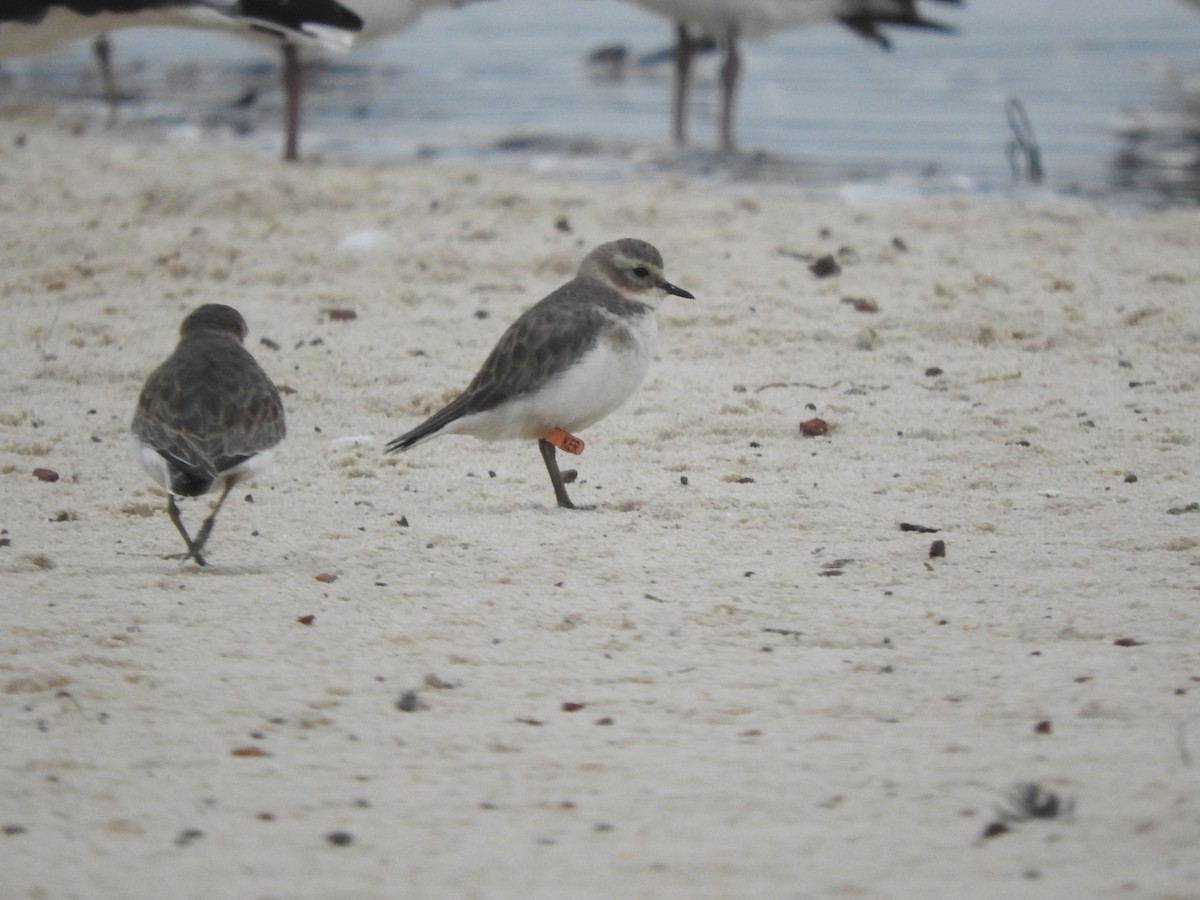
[132,435,177,494]
[629,0,843,37]
[451,313,657,441]
[130,432,277,495]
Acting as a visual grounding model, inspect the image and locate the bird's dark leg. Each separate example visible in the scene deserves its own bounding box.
[92,33,119,127]
[717,23,740,155]
[539,438,578,509]
[672,22,696,146]
[191,479,236,561]
[167,495,207,567]
[281,43,302,162]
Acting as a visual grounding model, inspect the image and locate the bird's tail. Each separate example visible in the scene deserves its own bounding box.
[165,454,217,497]
[384,395,475,455]
[838,1,958,51]
[384,424,436,455]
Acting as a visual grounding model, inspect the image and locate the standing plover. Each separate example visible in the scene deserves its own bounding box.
[621,0,960,153]
[131,304,286,566]
[385,238,694,509]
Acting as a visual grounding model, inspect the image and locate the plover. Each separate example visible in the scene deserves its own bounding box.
[385,238,694,510]
[622,0,960,153]
[131,304,286,566]
[0,0,364,160]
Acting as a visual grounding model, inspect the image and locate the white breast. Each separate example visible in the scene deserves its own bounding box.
[447,310,658,442]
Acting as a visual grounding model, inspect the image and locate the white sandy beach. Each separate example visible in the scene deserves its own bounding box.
[1,105,1199,899]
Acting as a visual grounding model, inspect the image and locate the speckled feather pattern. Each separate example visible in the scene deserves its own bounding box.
[132,305,285,496]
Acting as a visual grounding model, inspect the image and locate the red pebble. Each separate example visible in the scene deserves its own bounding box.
[799,418,828,437]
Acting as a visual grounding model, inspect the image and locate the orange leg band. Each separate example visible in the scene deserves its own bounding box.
[544,428,585,455]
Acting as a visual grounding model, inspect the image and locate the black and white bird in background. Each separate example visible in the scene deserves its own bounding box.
[608,0,963,154]
[0,0,365,157]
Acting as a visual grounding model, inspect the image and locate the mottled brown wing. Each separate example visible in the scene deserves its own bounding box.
[133,335,285,474]
[386,284,617,451]
[460,291,612,413]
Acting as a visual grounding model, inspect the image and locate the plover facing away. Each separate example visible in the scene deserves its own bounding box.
[385,238,694,509]
[131,304,286,566]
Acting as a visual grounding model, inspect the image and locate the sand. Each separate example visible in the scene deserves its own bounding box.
[1,106,1199,900]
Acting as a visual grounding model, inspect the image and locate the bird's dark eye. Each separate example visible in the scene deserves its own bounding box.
[632,266,650,278]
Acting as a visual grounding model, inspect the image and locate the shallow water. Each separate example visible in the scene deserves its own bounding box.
[4,0,1200,204]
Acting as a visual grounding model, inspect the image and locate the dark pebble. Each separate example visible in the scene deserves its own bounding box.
[981,821,1010,839]
[396,690,422,712]
[809,255,841,278]
[899,522,940,533]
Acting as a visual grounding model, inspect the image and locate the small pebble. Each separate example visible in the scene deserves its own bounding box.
[174,828,204,847]
[981,821,1010,839]
[809,255,841,278]
[396,690,425,712]
[842,296,879,313]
